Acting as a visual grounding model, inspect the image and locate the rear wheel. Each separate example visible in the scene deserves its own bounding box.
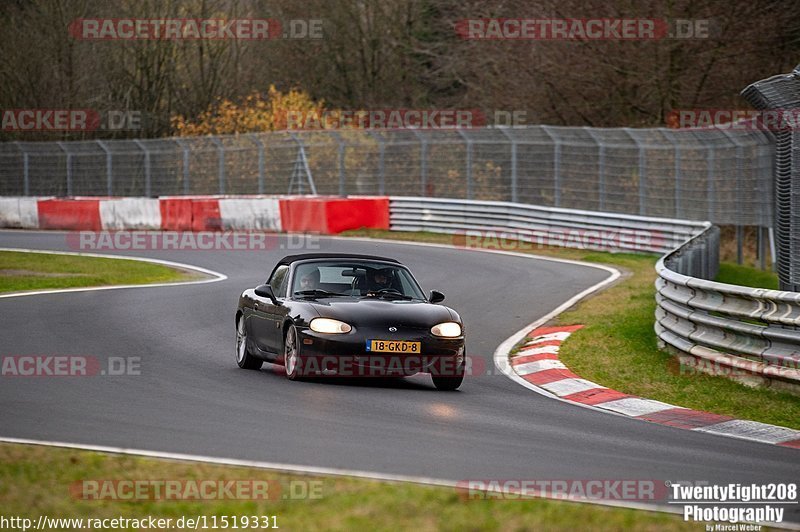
[284,325,304,380]
[236,316,262,370]
[431,353,465,391]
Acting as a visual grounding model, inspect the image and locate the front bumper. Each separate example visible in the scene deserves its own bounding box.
[295,326,465,377]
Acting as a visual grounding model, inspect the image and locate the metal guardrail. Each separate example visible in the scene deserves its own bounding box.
[390,196,706,254]
[655,224,800,391]
[389,197,800,391]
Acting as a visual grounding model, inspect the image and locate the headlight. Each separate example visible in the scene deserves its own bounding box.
[431,322,462,337]
[309,318,352,334]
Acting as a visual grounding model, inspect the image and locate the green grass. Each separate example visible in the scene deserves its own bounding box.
[0,443,692,531]
[343,229,800,429]
[715,261,779,289]
[0,251,199,293]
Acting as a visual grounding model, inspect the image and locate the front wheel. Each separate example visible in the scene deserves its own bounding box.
[284,325,304,380]
[236,316,262,370]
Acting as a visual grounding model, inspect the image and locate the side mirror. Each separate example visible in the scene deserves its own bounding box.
[429,290,445,303]
[254,284,279,304]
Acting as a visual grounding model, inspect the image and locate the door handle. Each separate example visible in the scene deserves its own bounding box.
[254,302,259,310]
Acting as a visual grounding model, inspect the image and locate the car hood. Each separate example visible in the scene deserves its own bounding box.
[306,298,455,329]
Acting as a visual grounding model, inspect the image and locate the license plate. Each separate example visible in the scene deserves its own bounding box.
[366,340,421,353]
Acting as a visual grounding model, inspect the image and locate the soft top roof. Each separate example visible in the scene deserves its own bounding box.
[277,253,400,266]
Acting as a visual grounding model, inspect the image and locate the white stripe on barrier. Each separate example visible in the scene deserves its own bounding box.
[540,378,599,397]
[513,359,567,375]
[0,197,40,228]
[693,419,800,445]
[100,198,161,230]
[596,398,675,417]
[218,198,282,231]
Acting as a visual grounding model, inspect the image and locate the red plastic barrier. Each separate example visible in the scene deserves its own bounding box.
[279,197,389,234]
[279,197,326,233]
[191,199,222,231]
[37,199,101,231]
[159,199,193,231]
[325,197,389,233]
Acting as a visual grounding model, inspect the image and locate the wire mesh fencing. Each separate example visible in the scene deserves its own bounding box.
[0,126,774,229]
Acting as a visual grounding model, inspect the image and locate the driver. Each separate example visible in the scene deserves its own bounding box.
[299,268,320,291]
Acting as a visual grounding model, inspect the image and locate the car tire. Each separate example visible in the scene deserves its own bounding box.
[431,354,465,391]
[236,316,263,370]
[284,325,304,381]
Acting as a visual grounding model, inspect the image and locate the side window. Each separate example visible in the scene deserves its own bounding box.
[269,265,289,298]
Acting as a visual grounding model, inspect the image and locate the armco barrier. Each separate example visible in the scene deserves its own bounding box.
[388,196,800,393]
[655,225,800,393]
[389,196,704,254]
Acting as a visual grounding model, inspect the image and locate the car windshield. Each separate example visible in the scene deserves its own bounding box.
[292,261,426,300]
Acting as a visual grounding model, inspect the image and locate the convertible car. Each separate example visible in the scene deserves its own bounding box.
[235,253,465,390]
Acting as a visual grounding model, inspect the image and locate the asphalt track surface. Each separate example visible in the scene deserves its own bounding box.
[0,230,798,520]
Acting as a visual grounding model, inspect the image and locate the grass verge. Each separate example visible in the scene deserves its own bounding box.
[715,262,779,290]
[0,250,200,293]
[342,229,800,429]
[0,443,690,531]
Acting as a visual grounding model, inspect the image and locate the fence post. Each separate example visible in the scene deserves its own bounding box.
[623,128,647,215]
[583,128,605,211]
[133,140,151,197]
[174,139,191,195]
[248,134,265,194]
[662,130,683,219]
[14,142,29,196]
[210,137,226,194]
[96,140,113,196]
[706,145,715,221]
[288,132,317,195]
[57,141,73,196]
[499,128,518,203]
[541,126,561,207]
[456,129,473,200]
[411,130,428,196]
[368,131,386,195]
[330,131,346,196]
[720,129,746,265]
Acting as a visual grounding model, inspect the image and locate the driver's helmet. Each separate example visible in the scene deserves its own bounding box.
[371,267,395,289]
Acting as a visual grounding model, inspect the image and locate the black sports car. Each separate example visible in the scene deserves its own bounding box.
[235,253,465,390]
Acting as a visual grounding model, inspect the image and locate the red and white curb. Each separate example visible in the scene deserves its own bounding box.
[508,325,800,450]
